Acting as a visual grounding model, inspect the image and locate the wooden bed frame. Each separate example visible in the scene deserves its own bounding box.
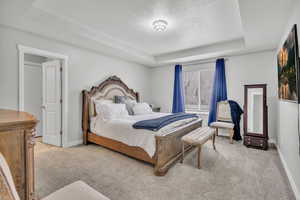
[82,76,202,176]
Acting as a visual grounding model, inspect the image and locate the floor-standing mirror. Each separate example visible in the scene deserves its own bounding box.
[244,84,268,150]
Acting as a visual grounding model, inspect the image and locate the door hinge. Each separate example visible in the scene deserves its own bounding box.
[60,131,63,135]
[60,67,63,72]
[60,99,63,103]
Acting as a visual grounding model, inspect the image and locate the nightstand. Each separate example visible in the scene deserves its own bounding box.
[152,107,161,112]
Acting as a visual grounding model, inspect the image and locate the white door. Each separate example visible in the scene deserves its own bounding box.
[42,60,62,146]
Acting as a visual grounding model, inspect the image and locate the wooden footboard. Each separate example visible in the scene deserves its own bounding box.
[87,132,155,164]
[85,120,202,176]
[153,120,202,176]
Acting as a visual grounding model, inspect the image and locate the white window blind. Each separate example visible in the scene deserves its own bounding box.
[183,68,214,111]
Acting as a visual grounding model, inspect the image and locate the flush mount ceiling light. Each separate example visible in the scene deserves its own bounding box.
[152,19,168,32]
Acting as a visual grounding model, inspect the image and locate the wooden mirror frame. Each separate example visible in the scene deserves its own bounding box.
[243,84,268,149]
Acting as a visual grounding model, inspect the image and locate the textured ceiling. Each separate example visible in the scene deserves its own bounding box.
[0,0,296,66]
[33,0,244,55]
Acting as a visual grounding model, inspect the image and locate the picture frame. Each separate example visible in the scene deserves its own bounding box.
[277,24,300,103]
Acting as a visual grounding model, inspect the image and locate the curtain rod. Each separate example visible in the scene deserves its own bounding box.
[179,58,229,66]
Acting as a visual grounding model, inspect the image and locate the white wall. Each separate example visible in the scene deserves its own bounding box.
[150,50,277,141]
[0,25,151,146]
[276,1,300,199]
[226,51,278,141]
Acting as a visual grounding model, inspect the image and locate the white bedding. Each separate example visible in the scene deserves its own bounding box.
[90,113,201,157]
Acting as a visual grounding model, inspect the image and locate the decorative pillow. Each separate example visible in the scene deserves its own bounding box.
[114,96,137,115]
[132,103,153,115]
[124,99,137,115]
[114,96,128,104]
[96,103,129,120]
[94,100,113,115]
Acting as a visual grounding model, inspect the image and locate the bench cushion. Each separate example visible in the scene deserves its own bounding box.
[182,127,215,145]
[210,121,234,129]
[42,181,110,200]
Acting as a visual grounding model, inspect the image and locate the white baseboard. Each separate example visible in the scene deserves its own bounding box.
[268,138,277,145]
[277,147,300,200]
[64,139,83,148]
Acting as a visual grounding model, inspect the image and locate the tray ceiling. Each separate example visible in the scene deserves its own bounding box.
[0,0,295,66]
[33,0,244,55]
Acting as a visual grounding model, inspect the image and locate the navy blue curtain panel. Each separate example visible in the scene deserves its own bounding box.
[172,64,185,113]
[208,58,228,125]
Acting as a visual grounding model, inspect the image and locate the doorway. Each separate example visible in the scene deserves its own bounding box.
[18,45,69,147]
[24,54,45,138]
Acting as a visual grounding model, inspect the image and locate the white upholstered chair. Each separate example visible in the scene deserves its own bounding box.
[209,101,235,144]
[0,153,110,200]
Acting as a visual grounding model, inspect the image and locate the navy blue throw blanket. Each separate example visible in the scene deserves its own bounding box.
[133,113,198,131]
[228,100,243,141]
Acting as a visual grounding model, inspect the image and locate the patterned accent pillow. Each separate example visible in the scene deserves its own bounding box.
[114,96,137,115]
[114,96,128,104]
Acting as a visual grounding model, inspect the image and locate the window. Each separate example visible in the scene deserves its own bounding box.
[183,69,214,111]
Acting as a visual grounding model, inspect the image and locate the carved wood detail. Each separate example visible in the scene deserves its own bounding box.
[82,76,139,145]
[81,76,203,175]
[0,109,38,200]
[25,128,35,200]
[85,76,139,101]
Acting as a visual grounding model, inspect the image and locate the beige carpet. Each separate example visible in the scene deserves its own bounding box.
[35,137,295,200]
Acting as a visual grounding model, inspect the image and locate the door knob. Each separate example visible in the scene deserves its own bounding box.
[41,105,46,109]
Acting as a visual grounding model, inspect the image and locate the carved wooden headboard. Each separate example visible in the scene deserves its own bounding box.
[82,76,139,144]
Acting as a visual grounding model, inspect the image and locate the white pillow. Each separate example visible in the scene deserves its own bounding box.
[132,103,153,115]
[96,103,129,120]
[94,99,113,115]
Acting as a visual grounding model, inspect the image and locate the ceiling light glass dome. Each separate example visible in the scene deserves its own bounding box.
[152,19,168,32]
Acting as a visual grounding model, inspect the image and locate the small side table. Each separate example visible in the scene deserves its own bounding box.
[152,107,161,112]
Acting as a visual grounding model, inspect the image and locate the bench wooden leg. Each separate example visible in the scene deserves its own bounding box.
[216,128,219,136]
[198,145,202,169]
[181,142,185,163]
[230,129,234,144]
[212,134,216,151]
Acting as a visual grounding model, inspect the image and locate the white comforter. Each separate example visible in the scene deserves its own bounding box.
[90,113,201,157]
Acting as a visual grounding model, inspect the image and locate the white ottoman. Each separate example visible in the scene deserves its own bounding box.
[181,127,216,169]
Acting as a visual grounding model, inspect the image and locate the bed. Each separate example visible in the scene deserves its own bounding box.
[82,76,202,176]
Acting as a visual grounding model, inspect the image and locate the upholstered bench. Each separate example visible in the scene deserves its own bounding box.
[0,153,110,200]
[181,127,216,169]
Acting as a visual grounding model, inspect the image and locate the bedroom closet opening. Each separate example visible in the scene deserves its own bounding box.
[23,53,63,147]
